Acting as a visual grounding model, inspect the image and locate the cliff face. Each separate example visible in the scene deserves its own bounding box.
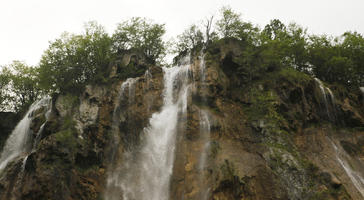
[0,41,363,200]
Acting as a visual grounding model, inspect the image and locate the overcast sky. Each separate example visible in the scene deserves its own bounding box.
[0,0,363,66]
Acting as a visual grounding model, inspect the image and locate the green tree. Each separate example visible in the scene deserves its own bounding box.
[259,20,309,72]
[262,19,287,40]
[174,24,204,53]
[326,56,355,84]
[216,6,259,42]
[39,21,112,94]
[286,23,309,72]
[112,17,166,63]
[216,6,243,38]
[340,31,364,86]
[307,34,334,80]
[0,67,11,111]
[1,61,42,113]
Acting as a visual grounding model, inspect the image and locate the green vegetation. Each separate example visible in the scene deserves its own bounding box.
[112,17,166,63]
[173,24,204,53]
[1,6,363,113]
[0,18,166,111]
[0,68,11,111]
[38,19,165,95]
[244,88,285,127]
[0,61,42,113]
[176,7,363,88]
[39,22,112,94]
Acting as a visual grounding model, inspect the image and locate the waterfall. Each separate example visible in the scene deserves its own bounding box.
[198,109,211,200]
[108,77,139,176]
[196,52,212,199]
[331,141,364,198]
[105,60,191,200]
[198,110,211,171]
[314,78,335,121]
[0,98,51,171]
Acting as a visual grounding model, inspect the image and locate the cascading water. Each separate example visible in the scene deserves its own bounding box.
[198,109,211,200]
[314,78,336,121]
[107,77,139,183]
[198,110,211,171]
[331,140,364,198]
[196,53,212,199]
[0,98,51,171]
[105,60,191,200]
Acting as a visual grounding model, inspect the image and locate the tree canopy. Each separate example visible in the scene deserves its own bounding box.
[0,61,42,113]
[39,22,112,94]
[38,19,166,95]
[112,17,166,63]
[1,8,363,114]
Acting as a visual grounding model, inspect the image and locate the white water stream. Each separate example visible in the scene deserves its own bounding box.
[331,141,364,198]
[197,53,212,200]
[0,98,51,171]
[314,78,335,121]
[105,61,191,200]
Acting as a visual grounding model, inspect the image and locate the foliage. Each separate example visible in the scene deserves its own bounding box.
[39,19,166,95]
[174,24,204,53]
[1,7,364,111]
[307,32,364,87]
[216,6,258,42]
[39,21,112,94]
[204,8,363,88]
[277,68,311,84]
[244,88,285,128]
[259,20,309,72]
[216,6,243,39]
[0,61,42,113]
[0,67,11,111]
[112,17,166,63]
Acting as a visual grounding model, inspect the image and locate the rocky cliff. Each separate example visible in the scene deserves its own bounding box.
[0,40,363,200]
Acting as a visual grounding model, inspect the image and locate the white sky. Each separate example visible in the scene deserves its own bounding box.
[0,0,363,66]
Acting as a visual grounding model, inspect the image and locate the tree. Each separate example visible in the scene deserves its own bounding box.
[39,21,112,94]
[286,23,309,72]
[112,17,166,63]
[340,31,364,86]
[0,67,11,111]
[215,6,258,42]
[9,61,42,112]
[174,24,204,53]
[0,61,42,113]
[216,6,243,38]
[204,15,216,45]
[262,19,287,40]
[259,20,310,72]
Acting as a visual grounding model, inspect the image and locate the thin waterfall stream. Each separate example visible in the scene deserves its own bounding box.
[197,53,212,200]
[314,78,336,121]
[331,140,364,198]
